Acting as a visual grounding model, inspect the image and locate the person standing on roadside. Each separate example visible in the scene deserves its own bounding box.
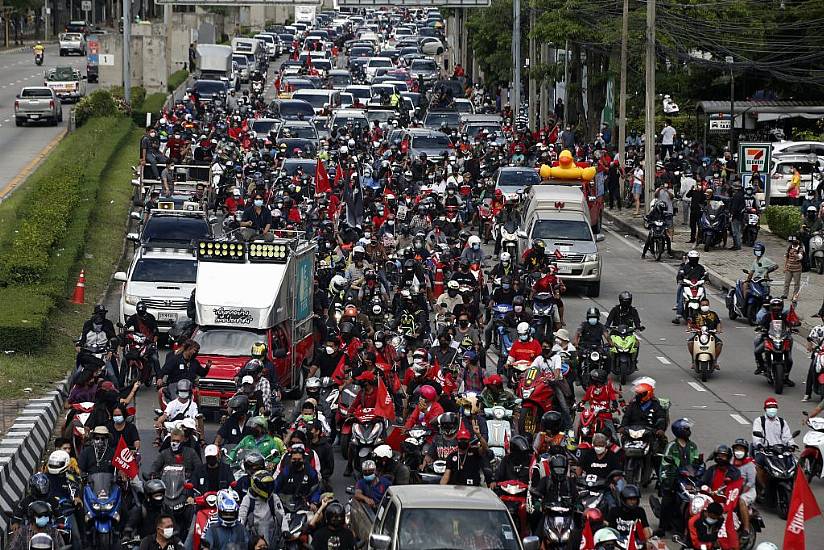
[661,119,676,159]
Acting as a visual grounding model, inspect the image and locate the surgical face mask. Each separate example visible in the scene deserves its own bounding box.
[501,283,510,291]
[514,305,523,313]
[705,517,719,525]
[363,473,376,482]
[254,199,264,207]
[593,446,607,455]
[113,415,125,424]
[734,450,746,460]
[458,320,470,328]
[162,527,175,540]
[472,243,479,250]
[588,318,598,326]
[375,341,384,349]
[754,250,763,257]
[765,407,778,418]
[542,348,552,358]
[179,392,190,400]
[700,305,710,313]
[447,289,457,297]
[302,414,314,422]
[519,333,529,342]
[325,346,335,355]
[170,441,182,452]
[35,516,49,528]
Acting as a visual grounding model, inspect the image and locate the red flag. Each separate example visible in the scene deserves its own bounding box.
[112,435,139,479]
[331,338,362,385]
[315,158,331,194]
[333,163,344,187]
[554,248,564,260]
[784,467,823,550]
[579,518,595,550]
[374,374,396,422]
[717,477,744,550]
[787,304,800,327]
[625,519,638,550]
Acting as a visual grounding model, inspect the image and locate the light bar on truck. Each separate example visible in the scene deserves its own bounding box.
[248,242,289,263]
[197,240,246,262]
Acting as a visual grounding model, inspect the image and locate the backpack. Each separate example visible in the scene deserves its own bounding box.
[759,415,785,443]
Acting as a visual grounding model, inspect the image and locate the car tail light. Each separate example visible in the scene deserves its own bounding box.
[50,100,55,109]
[14,100,19,109]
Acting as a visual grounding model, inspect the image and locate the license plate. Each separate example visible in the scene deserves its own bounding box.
[557,264,572,274]
[200,396,220,408]
[158,312,178,322]
[30,114,40,119]
[749,214,759,224]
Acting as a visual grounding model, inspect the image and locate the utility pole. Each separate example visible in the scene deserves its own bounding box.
[563,39,569,122]
[123,0,131,104]
[528,6,536,130]
[726,56,735,151]
[644,0,656,211]
[617,0,628,171]
[512,0,521,123]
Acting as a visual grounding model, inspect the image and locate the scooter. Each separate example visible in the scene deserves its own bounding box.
[689,326,717,382]
[499,219,519,259]
[281,492,316,550]
[161,465,191,531]
[35,51,44,65]
[800,411,824,483]
[761,319,797,394]
[726,269,770,325]
[537,501,574,549]
[484,405,514,467]
[346,408,388,473]
[190,491,218,550]
[495,480,529,536]
[608,325,639,385]
[575,404,617,445]
[810,230,824,275]
[751,429,800,519]
[250,80,264,94]
[742,207,761,247]
[531,292,557,343]
[121,329,156,386]
[336,381,361,459]
[577,344,607,388]
[622,425,655,488]
[82,472,122,550]
[646,218,669,261]
[515,366,555,436]
[679,278,706,322]
[699,200,728,251]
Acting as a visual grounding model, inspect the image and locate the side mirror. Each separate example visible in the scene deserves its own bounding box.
[792,430,801,438]
[752,430,764,438]
[208,216,218,225]
[126,233,139,243]
[522,536,541,550]
[672,534,684,545]
[183,482,193,490]
[516,230,528,239]
[130,211,141,220]
[273,348,288,359]
[596,233,606,242]
[113,271,128,282]
[803,411,809,417]
[369,534,391,550]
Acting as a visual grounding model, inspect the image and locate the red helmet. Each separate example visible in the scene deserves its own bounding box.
[494,189,503,198]
[418,385,437,401]
[484,374,503,387]
[583,508,603,524]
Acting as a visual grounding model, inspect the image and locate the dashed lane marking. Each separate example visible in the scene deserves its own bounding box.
[687,381,707,392]
[730,414,749,425]
[656,356,671,365]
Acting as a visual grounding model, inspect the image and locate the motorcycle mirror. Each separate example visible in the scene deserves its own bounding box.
[752,431,764,438]
[184,482,194,490]
[596,234,606,242]
[792,430,801,438]
[522,536,541,550]
[803,411,809,416]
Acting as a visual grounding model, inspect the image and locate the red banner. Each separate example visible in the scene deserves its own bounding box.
[717,477,744,550]
[374,374,396,422]
[784,467,823,550]
[111,435,139,479]
[315,158,331,194]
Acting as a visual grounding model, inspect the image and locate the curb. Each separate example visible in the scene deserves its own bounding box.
[0,378,68,541]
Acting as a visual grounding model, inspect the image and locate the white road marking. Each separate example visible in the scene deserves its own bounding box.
[730,414,749,425]
[691,405,707,409]
[656,356,671,365]
[687,381,707,392]
[732,393,747,397]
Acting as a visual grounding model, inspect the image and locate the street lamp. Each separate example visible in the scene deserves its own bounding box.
[726,55,735,152]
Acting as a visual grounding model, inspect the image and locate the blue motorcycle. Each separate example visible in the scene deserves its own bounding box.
[698,200,729,252]
[726,269,771,325]
[82,472,122,550]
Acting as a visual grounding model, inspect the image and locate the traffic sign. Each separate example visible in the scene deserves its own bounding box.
[99,54,114,66]
[81,0,92,11]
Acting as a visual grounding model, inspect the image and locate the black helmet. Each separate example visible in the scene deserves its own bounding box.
[732,438,749,453]
[27,500,52,522]
[227,394,250,416]
[589,369,608,385]
[243,451,266,473]
[540,411,563,434]
[510,435,530,455]
[136,301,148,315]
[93,304,108,315]
[621,484,641,504]
[512,295,525,307]
[29,472,50,499]
[374,330,386,343]
[144,479,166,503]
[339,321,355,336]
[549,454,567,477]
[714,444,732,460]
[437,412,460,438]
[325,501,346,527]
[618,291,632,308]
[671,418,692,440]
[586,307,600,320]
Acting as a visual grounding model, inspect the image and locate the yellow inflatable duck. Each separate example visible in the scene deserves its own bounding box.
[539,150,596,181]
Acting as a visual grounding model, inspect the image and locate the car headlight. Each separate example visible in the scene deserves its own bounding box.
[124,294,139,305]
[585,253,598,262]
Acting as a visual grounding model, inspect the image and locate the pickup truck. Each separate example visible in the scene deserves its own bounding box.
[14,87,63,126]
[59,33,86,56]
[45,66,86,102]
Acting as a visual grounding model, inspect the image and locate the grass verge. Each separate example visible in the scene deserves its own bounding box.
[0,126,142,398]
[167,69,189,93]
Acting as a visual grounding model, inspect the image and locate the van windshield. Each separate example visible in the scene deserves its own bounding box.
[532,219,592,241]
[397,508,518,550]
[194,329,264,356]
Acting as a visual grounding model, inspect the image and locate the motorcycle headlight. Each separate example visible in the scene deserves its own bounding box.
[352,424,364,439]
[92,503,102,511]
[521,388,533,399]
[699,334,710,345]
[501,484,522,495]
[433,460,447,474]
[590,351,600,361]
[493,407,506,420]
[811,236,823,248]
[629,428,645,439]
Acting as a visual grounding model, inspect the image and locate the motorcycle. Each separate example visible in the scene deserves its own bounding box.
[608,325,639,385]
[751,432,800,519]
[649,464,704,538]
[477,198,496,242]
[726,270,770,325]
[484,405,514,467]
[621,425,655,488]
[646,218,668,261]
[491,302,514,354]
[680,278,707,321]
[537,501,574,549]
[507,359,532,389]
[577,471,621,518]
[281,491,316,550]
[121,329,156,386]
[577,344,607,388]
[689,326,717,382]
[800,411,824,483]
[35,51,44,65]
[575,403,616,445]
[760,319,796,394]
[344,408,388,473]
[63,401,95,457]
[336,381,361,459]
[515,366,555,436]
[494,480,529,536]
[531,292,557,343]
[250,80,264,95]
[810,230,824,275]
[82,472,122,550]
[499,219,520,259]
[161,465,192,531]
[190,491,218,550]
[742,207,761,247]
[699,200,728,251]
[401,425,430,483]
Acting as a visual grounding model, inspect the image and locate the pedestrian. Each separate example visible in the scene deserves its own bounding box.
[788,165,802,207]
[632,162,645,216]
[188,43,197,71]
[782,235,804,299]
[661,119,676,159]
[607,159,623,210]
[728,181,745,250]
[554,98,564,121]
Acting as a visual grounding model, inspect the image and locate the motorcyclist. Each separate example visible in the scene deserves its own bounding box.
[76,304,117,359]
[752,397,796,497]
[530,453,577,518]
[238,470,285,549]
[753,297,800,383]
[201,489,249,549]
[619,379,668,462]
[228,416,286,466]
[440,426,491,486]
[687,297,724,368]
[641,200,673,258]
[479,374,519,410]
[489,251,519,282]
[742,241,778,304]
[575,432,624,511]
[460,235,486,264]
[8,501,66,550]
[436,279,465,318]
[606,485,652,549]
[673,250,708,324]
[123,300,160,378]
[605,291,642,331]
[655,418,700,538]
[214,394,250,447]
[150,427,202,478]
[10,473,52,533]
[493,434,532,485]
[686,501,724,550]
[44,450,83,548]
[575,307,609,364]
[579,369,620,439]
[521,239,551,273]
[154,378,199,433]
[506,322,542,377]
[274,445,322,505]
[403,384,445,431]
[702,444,741,493]
[33,41,45,57]
[732,438,757,536]
[375,444,410,485]
[124,478,166,540]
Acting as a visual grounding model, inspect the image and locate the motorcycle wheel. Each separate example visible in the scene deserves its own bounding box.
[655,239,664,261]
[740,523,757,550]
[773,363,785,395]
[641,457,654,488]
[339,432,351,460]
[818,257,824,275]
[800,455,819,483]
[704,240,712,252]
[97,531,113,550]
[776,486,790,520]
[625,458,642,486]
[699,361,709,382]
[746,304,757,326]
[619,367,628,386]
[728,302,738,321]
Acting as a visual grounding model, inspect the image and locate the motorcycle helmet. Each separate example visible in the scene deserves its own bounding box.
[29,473,50,499]
[176,378,193,399]
[549,454,567,477]
[540,411,563,434]
[418,385,437,402]
[227,394,250,417]
[754,543,779,550]
[593,527,620,545]
[251,341,267,359]
[325,500,346,527]
[618,291,632,309]
[714,444,732,463]
[241,358,263,379]
[330,274,349,293]
[216,489,240,527]
[516,322,530,341]
[468,235,481,249]
[769,297,784,314]
[27,500,52,524]
[510,435,530,456]
[589,369,607,385]
[671,418,693,440]
[753,242,765,257]
[374,444,393,460]
[633,377,655,402]
[250,470,275,500]
[512,295,525,308]
[732,438,750,460]
[46,450,71,475]
[243,451,266,474]
[436,412,460,438]
[687,249,700,264]
[500,251,511,264]
[136,301,148,315]
[306,377,321,399]
[339,321,356,338]
[29,532,56,550]
[144,479,166,505]
[620,484,641,507]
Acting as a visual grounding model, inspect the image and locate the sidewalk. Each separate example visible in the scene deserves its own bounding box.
[602,207,824,331]
[0,39,56,55]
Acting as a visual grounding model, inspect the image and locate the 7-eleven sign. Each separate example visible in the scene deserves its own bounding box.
[738,143,771,173]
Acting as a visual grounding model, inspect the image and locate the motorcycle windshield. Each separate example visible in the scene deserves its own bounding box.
[162,466,186,499]
[768,320,784,339]
[89,472,115,499]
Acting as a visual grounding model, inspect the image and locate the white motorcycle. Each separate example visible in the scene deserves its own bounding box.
[484,405,514,467]
[689,326,717,382]
[801,412,824,483]
[810,230,824,275]
[677,278,706,323]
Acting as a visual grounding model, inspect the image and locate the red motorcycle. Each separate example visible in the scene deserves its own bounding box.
[340,407,388,473]
[515,366,556,436]
[191,491,218,550]
[477,198,496,242]
[575,403,618,445]
[494,480,529,536]
[122,330,156,386]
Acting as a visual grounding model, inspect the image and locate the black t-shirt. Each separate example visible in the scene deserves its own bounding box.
[607,506,648,547]
[445,450,484,486]
[216,416,247,445]
[110,422,141,450]
[241,205,273,232]
[577,449,623,482]
[317,350,344,378]
[312,525,356,550]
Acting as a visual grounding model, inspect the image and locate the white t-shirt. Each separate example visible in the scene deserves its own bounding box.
[661,125,676,145]
[633,167,644,185]
[164,398,199,421]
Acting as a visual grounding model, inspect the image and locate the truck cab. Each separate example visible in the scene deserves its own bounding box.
[192,237,316,415]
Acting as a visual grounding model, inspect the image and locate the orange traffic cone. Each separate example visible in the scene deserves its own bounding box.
[71,269,86,304]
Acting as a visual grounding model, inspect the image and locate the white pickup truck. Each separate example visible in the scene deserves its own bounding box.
[59,32,86,56]
[45,66,86,102]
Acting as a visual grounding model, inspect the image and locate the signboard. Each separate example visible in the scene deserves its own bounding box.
[156,0,310,4]
[99,54,115,66]
[294,252,313,322]
[338,0,490,5]
[709,119,731,131]
[738,142,771,173]
[81,0,92,10]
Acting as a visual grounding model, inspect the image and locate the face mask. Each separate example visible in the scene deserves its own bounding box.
[254,199,264,207]
[375,341,383,349]
[501,284,510,291]
[519,334,529,341]
[472,243,479,250]
[514,305,523,313]
[588,318,597,326]
[457,441,470,451]
[162,527,175,540]
[93,439,106,449]
[113,415,125,424]
[705,517,719,525]
[179,392,190,400]
[325,346,335,355]
[206,457,218,467]
[292,460,304,470]
[35,516,49,528]
[302,414,314,422]
[593,446,607,455]
[765,407,778,418]
[734,450,746,460]
[170,441,182,452]
[459,320,469,328]
[542,349,552,358]
[700,305,710,313]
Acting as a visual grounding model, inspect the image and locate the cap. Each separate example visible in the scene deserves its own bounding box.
[100,381,116,392]
[92,425,110,436]
[463,349,478,362]
[484,374,503,386]
[204,444,219,457]
[554,328,570,341]
[242,375,255,385]
[764,397,778,409]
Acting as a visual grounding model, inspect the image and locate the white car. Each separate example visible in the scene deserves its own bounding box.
[365,57,394,83]
[768,155,824,200]
[772,140,824,161]
[114,247,198,333]
[420,37,445,56]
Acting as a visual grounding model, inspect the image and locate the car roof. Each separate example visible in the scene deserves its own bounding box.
[136,247,197,260]
[388,485,507,510]
[407,128,446,137]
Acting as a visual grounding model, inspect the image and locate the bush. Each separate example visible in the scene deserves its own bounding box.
[764,205,803,239]
[0,289,53,352]
[74,89,124,126]
[167,69,189,93]
[110,86,147,110]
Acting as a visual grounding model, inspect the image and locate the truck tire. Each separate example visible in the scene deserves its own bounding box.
[59,49,66,56]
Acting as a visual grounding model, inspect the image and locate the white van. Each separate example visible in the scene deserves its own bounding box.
[292,89,341,115]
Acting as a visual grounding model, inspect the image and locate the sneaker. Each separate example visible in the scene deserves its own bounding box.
[672,317,681,324]
[753,367,763,375]
[785,378,796,387]
[803,395,811,402]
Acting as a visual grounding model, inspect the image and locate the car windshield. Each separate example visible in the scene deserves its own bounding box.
[347,88,370,100]
[314,60,332,71]
[194,329,264,356]
[397,508,518,550]
[497,169,540,187]
[278,101,314,118]
[369,59,392,68]
[425,111,460,127]
[294,93,329,108]
[466,124,501,138]
[410,59,437,71]
[330,73,351,85]
[412,134,450,149]
[532,219,592,241]
[131,258,197,283]
[142,217,209,244]
[281,124,317,139]
[282,160,316,175]
[249,120,278,134]
[48,67,76,81]
[366,110,395,124]
[194,81,226,95]
[232,56,248,66]
[333,116,369,131]
[21,88,52,98]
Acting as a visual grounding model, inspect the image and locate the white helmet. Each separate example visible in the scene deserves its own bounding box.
[754,544,778,550]
[593,528,619,544]
[373,444,393,459]
[500,251,511,263]
[687,249,700,259]
[468,235,481,247]
[47,450,71,474]
[339,145,349,155]
[331,275,348,293]
[516,322,530,336]
[353,245,366,254]
[348,138,356,148]
[306,377,321,390]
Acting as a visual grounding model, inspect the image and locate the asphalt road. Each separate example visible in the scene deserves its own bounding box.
[0,47,94,196]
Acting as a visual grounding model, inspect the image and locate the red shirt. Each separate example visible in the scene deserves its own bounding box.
[351,388,378,416]
[224,197,245,214]
[508,339,542,364]
[404,401,445,429]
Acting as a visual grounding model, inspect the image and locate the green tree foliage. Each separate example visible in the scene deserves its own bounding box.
[466,0,518,86]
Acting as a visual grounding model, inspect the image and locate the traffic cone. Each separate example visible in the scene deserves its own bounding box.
[70,269,86,304]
